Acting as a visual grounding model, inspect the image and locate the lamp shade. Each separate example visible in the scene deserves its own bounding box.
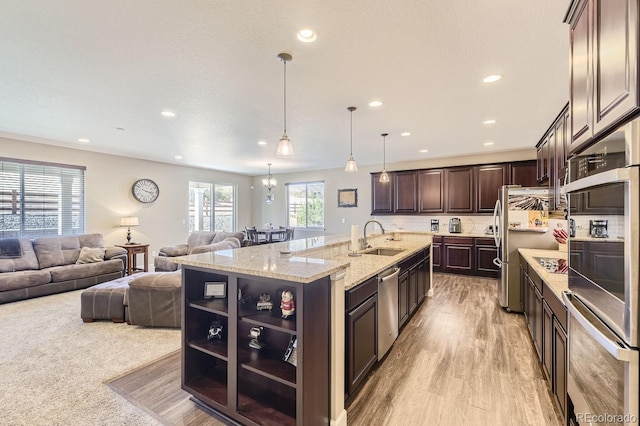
[120,217,139,227]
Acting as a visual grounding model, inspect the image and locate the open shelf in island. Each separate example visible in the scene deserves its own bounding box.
[238,343,296,387]
[189,337,228,361]
[189,298,228,316]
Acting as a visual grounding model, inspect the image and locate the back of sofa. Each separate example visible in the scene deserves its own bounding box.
[0,239,39,273]
[186,232,216,253]
[32,233,104,269]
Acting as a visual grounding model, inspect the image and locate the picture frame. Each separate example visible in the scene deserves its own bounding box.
[338,188,358,208]
[204,282,227,299]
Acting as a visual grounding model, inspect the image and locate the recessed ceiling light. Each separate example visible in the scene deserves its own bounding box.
[401,132,411,137]
[77,138,90,143]
[483,119,497,125]
[161,111,176,117]
[115,127,125,131]
[368,100,383,107]
[484,141,495,146]
[483,74,502,83]
[174,155,183,160]
[258,140,267,146]
[419,149,429,153]
[297,29,317,43]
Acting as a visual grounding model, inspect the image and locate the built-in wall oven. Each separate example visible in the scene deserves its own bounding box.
[564,119,640,425]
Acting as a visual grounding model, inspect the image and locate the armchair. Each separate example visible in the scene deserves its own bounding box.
[154,231,244,272]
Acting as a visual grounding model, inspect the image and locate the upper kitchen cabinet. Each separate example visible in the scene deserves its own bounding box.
[536,104,570,211]
[510,161,539,187]
[418,169,445,213]
[445,167,474,213]
[394,171,418,213]
[566,0,640,153]
[371,172,394,214]
[475,164,508,213]
[536,136,550,183]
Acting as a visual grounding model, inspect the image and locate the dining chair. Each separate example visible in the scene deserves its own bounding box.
[286,227,295,241]
[271,226,287,243]
[245,226,265,245]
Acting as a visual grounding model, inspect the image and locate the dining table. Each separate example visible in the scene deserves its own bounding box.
[257,228,287,243]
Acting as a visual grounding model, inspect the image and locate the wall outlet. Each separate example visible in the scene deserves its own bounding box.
[341,218,346,224]
[182,219,186,225]
[151,251,156,257]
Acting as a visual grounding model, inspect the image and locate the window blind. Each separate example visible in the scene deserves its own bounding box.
[0,158,86,238]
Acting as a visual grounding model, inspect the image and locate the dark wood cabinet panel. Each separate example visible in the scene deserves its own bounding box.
[553,318,568,418]
[537,136,551,183]
[475,164,508,213]
[371,173,394,214]
[408,267,418,316]
[533,285,543,359]
[418,169,445,213]
[445,167,474,213]
[568,0,592,151]
[346,294,378,396]
[443,238,474,272]
[592,0,639,136]
[510,161,538,187]
[542,301,553,381]
[475,245,499,278]
[398,271,409,329]
[432,239,442,271]
[394,171,418,213]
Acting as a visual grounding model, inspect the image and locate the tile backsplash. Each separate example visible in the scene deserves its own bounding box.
[372,215,495,235]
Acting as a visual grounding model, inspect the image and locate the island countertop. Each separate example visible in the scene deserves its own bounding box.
[170,232,432,288]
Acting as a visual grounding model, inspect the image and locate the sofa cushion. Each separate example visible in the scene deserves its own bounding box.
[128,270,182,292]
[190,237,241,254]
[0,239,39,273]
[33,233,105,269]
[186,232,216,253]
[154,256,180,272]
[211,232,245,244]
[48,259,123,282]
[0,270,51,291]
[76,247,106,264]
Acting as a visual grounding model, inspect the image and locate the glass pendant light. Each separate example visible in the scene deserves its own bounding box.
[344,106,358,172]
[379,133,390,183]
[276,53,294,158]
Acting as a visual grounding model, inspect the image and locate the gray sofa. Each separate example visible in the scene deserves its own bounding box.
[154,231,245,272]
[0,234,127,304]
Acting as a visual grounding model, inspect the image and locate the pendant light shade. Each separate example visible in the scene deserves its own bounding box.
[379,133,390,183]
[344,106,358,173]
[276,53,294,158]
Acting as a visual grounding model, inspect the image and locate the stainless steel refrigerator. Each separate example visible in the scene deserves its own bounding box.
[492,185,556,312]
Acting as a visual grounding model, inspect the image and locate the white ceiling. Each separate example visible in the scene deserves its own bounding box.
[0,1,570,176]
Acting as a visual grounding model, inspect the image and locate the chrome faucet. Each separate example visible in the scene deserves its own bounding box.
[363,220,385,249]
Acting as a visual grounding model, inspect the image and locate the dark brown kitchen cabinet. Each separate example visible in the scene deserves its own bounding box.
[371,172,393,214]
[445,167,474,213]
[418,169,445,213]
[408,266,418,316]
[553,317,568,418]
[398,270,409,329]
[475,164,508,213]
[566,0,640,154]
[510,161,538,187]
[533,285,543,359]
[475,238,499,278]
[542,300,553,381]
[536,104,570,211]
[432,237,442,271]
[346,276,378,397]
[394,171,418,213]
[536,136,550,183]
[443,237,474,273]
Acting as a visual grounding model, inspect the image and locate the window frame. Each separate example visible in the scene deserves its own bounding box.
[188,181,237,233]
[285,180,325,230]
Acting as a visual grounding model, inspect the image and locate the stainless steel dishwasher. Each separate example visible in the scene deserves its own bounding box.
[378,266,400,360]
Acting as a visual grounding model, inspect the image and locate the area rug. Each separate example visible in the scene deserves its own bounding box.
[0,289,181,425]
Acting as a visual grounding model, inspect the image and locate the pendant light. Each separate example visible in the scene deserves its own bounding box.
[379,133,390,183]
[344,106,358,172]
[276,52,294,158]
[263,163,277,204]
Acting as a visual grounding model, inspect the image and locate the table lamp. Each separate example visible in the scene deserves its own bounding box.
[120,217,139,244]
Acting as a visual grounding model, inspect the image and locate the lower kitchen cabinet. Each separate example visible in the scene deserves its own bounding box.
[408,266,418,316]
[542,300,553,381]
[345,276,378,397]
[443,237,474,273]
[432,237,442,269]
[553,317,567,416]
[435,236,498,278]
[398,270,409,329]
[475,237,500,278]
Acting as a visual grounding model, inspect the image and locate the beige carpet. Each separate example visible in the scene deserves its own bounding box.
[0,289,181,425]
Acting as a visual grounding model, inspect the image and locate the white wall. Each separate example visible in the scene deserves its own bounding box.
[251,148,537,238]
[1,137,253,258]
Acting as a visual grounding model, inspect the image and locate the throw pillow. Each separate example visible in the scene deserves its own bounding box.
[76,247,106,264]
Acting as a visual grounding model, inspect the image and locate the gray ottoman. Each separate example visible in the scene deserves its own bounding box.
[126,271,182,328]
[80,276,132,323]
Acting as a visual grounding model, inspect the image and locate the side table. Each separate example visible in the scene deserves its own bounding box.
[116,244,149,276]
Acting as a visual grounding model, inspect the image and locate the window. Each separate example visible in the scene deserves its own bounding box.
[286,181,324,229]
[189,182,236,233]
[0,158,86,238]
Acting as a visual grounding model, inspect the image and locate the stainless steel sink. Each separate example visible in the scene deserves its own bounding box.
[361,248,405,256]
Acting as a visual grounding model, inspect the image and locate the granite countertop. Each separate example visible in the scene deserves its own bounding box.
[171,232,432,288]
[518,248,568,304]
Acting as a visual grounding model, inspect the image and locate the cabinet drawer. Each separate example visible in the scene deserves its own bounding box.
[543,281,567,331]
[347,276,378,311]
[443,237,473,246]
[475,238,495,246]
[528,267,543,292]
[399,253,419,271]
[130,247,146,254]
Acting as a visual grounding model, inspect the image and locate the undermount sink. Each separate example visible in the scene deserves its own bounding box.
[361,248,405,256]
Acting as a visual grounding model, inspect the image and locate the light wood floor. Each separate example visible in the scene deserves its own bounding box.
[108,274,563,426]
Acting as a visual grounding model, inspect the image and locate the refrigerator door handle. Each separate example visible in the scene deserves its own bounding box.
[493,199,501,248]
[493,257,502,268]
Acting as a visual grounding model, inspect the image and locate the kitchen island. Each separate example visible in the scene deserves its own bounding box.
[172,231,432,426]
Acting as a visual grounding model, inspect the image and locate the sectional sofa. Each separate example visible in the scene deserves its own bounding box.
[0,233,127,304]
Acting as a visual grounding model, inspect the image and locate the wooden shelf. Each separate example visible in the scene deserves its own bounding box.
[238,390,296,426]
[185,367,228,407]
[240,309,297,334]
[189,299,229,316]
[188,338,228,361]
[238,344,296,388]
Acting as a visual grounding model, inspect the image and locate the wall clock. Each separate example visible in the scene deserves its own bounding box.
[132,179,159,203]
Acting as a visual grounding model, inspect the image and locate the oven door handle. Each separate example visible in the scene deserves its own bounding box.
[564,167,631,193]
[563,291,637,362]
